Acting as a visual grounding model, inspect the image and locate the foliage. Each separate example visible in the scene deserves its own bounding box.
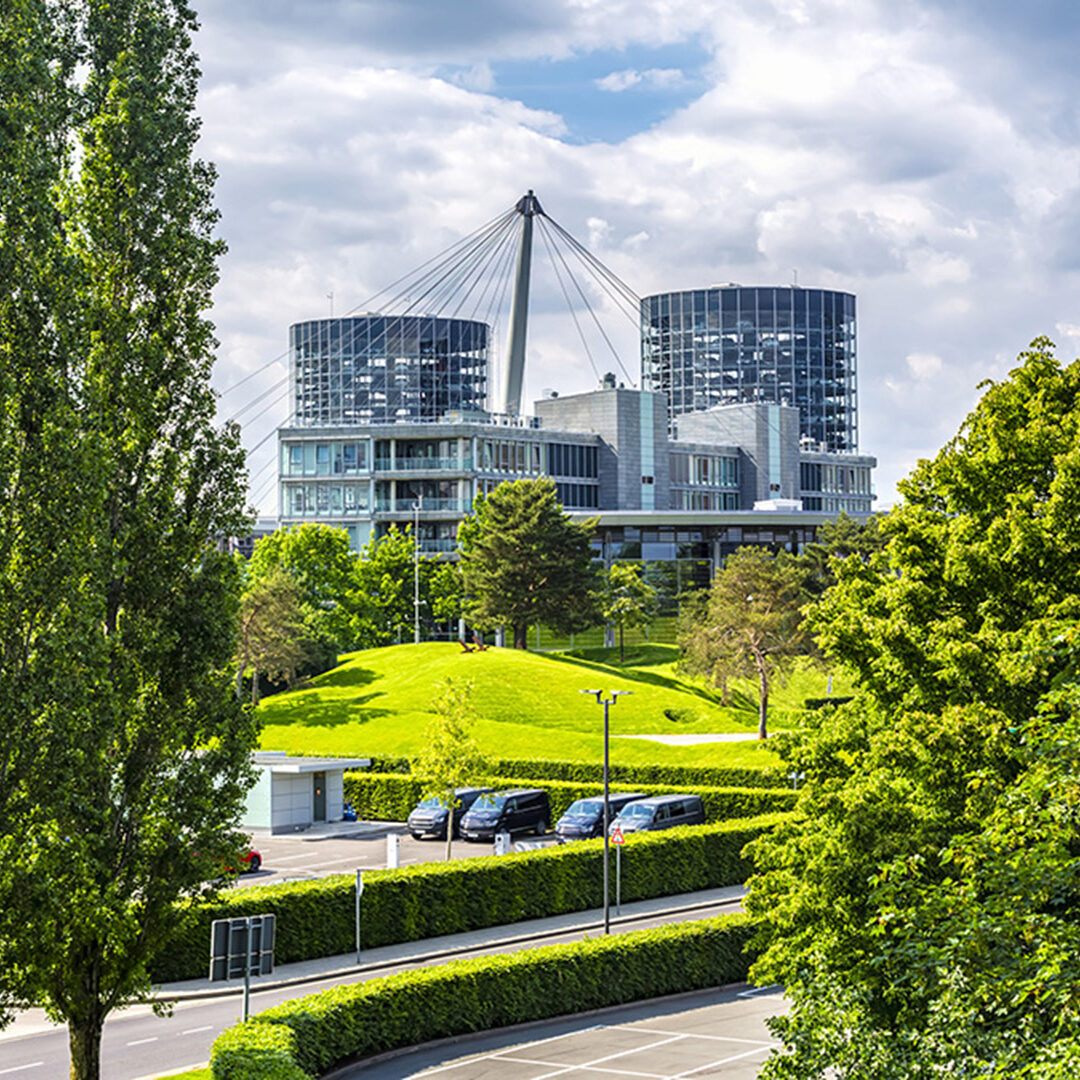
[152,814,786,982]
[211,913,757,1079]
[797,511,886,595]
[247,523,356,665]
[457,478,601,648]
[343,771,795,824]
[410,678,486,858]
[680,547,810,739]
[748,340,1080,1077]
[211,1022,305,1080]
[0,2,259,1076]
[222,915,754,1078]
[603,562,659,662]
[235,567,311,703]
[350,525,461,647]
[367,755,789,787]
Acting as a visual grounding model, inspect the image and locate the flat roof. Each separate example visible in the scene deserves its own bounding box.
[253,753,370,774]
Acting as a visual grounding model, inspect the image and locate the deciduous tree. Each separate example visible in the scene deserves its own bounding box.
[679,546,808,738]
[457,478,601,648]
[603,562,658,662]
[411,678,486,861]
[236,567,311,703]
[747,339,1080,1077]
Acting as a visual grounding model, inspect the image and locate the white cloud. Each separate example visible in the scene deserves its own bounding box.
[192,0,1080,510]
[595,67,686,92]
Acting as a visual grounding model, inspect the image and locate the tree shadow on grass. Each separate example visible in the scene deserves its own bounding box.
[545,651,724,705]
[262,690,391,727]
[309,664,380,690]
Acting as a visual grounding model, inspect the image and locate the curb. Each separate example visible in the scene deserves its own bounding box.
[157,895,743,1003]
[321,981,757,1079]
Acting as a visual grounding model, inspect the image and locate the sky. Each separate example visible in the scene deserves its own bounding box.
[194,0,1080,513]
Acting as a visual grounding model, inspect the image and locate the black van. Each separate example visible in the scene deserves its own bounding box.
[610,794,706,834]
[460,788,551,841]
[406,787,493,841]
[555,792,649,841]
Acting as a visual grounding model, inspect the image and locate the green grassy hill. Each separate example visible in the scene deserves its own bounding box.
[257,643,850,770]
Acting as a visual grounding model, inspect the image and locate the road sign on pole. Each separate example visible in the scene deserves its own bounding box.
[209,914,276,1021]
[355,869,363,964]
[611,826,625,846]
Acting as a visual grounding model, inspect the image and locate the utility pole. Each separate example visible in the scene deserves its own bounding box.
[413,496,422,644]
[580,689,632,934]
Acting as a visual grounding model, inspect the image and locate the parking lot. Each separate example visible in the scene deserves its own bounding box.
[336,984,784,1079]
[235,822,561,889]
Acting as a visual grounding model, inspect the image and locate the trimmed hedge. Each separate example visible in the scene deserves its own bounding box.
[211,913,756,1079]
[151,814,785,983]
[366,754,787,788]
[344,771,796,825]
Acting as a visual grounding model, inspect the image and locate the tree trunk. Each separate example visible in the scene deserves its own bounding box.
[514,623,527,649]
[619,623,624,663]
[235,662,245,701]
[251,670,261,706]
[69,1015,104,1080]
[758,663,769,740]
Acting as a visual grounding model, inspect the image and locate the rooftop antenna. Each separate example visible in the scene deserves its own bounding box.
[792,269,798,286]
[500,190,543,416]
[327,290,334,317]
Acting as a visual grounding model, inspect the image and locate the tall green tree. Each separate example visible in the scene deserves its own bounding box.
[457,478,601,648]
[248,522,357,661]
[747,339,1080,1077]
[0,3,258,1078]
[351,525,462,647]
[679,546,808,739]
[603,562,658,662]
[411,678,486,861]
[236,567,311,704]
[797,510,885,595]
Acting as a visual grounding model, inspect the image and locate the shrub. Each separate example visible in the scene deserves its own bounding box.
[211,913,756,1079]
[366,755,787,787]
[344,771,796,825]
[151,814,785,983]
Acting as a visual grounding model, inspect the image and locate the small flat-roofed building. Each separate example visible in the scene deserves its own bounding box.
[244,752,370,834]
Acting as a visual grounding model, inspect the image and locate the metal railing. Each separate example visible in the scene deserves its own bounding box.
[374,498,468,513]
[374,457,473,471]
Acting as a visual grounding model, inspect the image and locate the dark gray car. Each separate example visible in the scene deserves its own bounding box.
[407,787,493,840]
[460,788,551,841]
[555,792,649,841]
[610,794,706,834]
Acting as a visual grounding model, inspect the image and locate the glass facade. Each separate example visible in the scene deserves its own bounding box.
[291,315,488,425]
[642,286,858,452]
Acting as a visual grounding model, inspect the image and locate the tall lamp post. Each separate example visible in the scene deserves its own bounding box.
[412,496,422,644]
[580,689,632,934]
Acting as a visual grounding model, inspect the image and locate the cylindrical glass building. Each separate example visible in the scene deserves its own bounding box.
[290,315,489,426]
[641,286,858,452]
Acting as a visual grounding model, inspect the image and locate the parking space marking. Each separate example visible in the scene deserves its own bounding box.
[629,1028,774,1045]
[521,1032,688,1079]
[673,1044,775,1076]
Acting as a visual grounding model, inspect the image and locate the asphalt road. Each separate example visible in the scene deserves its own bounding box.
[0,897,742,1079]
[236,824,561,889]
[340,984,786,1080]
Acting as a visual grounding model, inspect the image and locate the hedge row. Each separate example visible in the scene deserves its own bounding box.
[344,771,796,825]
[151,814,784,983]
[211,912,757,1079]
[366,754,788,788]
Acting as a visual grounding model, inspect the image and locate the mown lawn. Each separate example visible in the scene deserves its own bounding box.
[257,644,851,770]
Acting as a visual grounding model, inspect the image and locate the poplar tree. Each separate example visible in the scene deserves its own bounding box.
[0,3,257,1078]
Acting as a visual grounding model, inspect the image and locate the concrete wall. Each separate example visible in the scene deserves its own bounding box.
[534,387,670,511]
[271,773,312,833]
[327,771,344,822]
[243,769,273,831]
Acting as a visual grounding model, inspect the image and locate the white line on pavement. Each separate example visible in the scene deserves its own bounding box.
[126,1036,159,1046]
[673,1043,775,1076]
[181,1025,213,1035]
[0,1065,43,1076]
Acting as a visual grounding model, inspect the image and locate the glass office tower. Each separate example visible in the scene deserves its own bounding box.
[290,314,489,425]
[641,286,858,452]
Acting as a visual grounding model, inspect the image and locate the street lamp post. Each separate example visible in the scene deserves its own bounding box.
[413,496,422,644]
[580,689,632,934]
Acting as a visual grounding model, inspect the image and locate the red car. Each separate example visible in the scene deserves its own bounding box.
[239,848,262,873]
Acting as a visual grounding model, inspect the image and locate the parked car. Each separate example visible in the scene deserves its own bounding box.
[460,788,551,841]
[407,787,493,840]
[555,792,649,841]
[610,794,705,834]
[239,848,262,873]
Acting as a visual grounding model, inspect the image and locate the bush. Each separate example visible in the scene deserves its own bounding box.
[344,772,796,825]
[211,913,756,1079]
[152,814,785,983]
[366,755,787,787]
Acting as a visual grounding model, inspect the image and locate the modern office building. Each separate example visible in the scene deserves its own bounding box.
[641,285,858,452]
[290,314,489,425]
